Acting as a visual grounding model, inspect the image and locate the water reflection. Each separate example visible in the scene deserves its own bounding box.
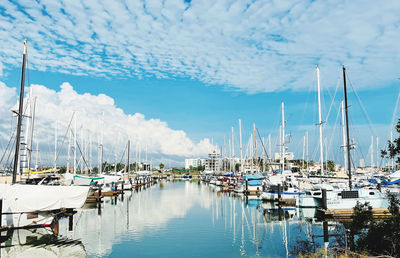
[0,228,86,257]
[3,181,347,257]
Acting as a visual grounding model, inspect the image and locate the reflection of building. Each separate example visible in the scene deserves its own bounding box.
[184,159,204,169]
[274,152,294,161]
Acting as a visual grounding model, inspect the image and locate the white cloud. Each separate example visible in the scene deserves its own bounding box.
[0,81,214,166]
[0,0,399,93]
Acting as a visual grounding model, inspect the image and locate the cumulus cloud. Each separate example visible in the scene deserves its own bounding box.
[0,0,399,93]
[0,81,214,166]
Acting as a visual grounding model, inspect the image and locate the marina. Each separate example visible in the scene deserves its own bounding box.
[1,1,400,257]
[1,180,346,257]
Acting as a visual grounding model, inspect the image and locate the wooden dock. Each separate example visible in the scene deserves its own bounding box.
[323,208,391,221]
[86,195,103,204]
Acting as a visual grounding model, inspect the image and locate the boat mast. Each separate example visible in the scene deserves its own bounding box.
[306,131,309,172]
[317,66,324,175]
[12,39,27,184]
[376,136,379,169]
[302,134,305,169]
[231,126,234,172]
[268,133,271,164]
[253,123,257,172]
[127,140,130,174]
[341,100,347,171]
[281,102,285,172]
[239,119,243,175]
[54,121,57,171]
[343,66,352,189]
[74,114,77,174]
[370,135,374,168]
[27,96,36,178]
[67,128,71,173]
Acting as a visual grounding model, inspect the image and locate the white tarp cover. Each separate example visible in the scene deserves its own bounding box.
[99,175,121,184]
[0,184,90,213]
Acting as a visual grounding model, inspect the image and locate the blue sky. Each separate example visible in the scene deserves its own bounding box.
[0,0,400,166]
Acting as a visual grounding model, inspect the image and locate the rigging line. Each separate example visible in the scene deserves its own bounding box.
[26,45,30,90]
[324,76,341,125]
[346,74,377,136]
[54,112,75,165]
[255,127,270,163]
[70,128,90,172]
[0,126,17,166]
[327,102,342,162]
[118,141,128,165]
[389,84,400,135]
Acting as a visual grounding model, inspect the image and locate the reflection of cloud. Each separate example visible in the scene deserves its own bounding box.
[59,182,215,257]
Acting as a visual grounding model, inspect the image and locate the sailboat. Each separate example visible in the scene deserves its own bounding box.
[0,40,90,229]
[312,66,388,211]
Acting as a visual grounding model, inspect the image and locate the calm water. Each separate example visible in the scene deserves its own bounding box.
[0,181,345,257]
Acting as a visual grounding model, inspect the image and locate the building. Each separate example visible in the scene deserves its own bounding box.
[204,151,223,172]
[184,158,204,169]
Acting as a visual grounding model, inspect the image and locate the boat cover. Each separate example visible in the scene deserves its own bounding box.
[0,184,90,213]
[382,179,400,185]
[73,175,104,186]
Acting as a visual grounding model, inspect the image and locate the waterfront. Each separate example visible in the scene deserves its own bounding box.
[1,180,345,257]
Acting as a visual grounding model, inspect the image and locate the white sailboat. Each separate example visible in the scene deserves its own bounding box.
[1,40,90,230]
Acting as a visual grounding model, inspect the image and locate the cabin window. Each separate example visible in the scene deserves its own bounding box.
[342,191,359,199]
[313,192,321,196]
[369,192,375,195]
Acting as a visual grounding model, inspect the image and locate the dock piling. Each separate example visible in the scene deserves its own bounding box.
[322,189,327,210]
[0,198,2,228]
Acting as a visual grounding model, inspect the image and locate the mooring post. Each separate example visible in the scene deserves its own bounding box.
[277,184,281,201]
[322,189,327,210]
[323,221,329,243]
[245,179,248,195]
[0,198,2,228]
[69,214,73,231]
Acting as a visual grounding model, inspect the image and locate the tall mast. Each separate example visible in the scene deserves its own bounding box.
[343,66,352,189]
[317,66,324,175]
[54,121,57,171]
[370,135,374,168]
[239,119,243,175]
[127,140,130,173]
[35,140,39,171]
[302,134,305,169]
[67,128,71,173]
[231,126,234,172]
[341,100,347,171]
[281,102,285,172]
[376,136,379,169]
[306,131,309,172]
[12,39,27,184]
[74,114,77,174]
[253,123,257,172]
[98,113,104,175]
[27,96,36,178]
[268,134,271,163]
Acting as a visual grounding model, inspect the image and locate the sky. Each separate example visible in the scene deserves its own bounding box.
[0,0,400,167]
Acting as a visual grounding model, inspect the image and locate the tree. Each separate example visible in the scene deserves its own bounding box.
[159,163,165,170]
[235,163,241,172]
[327,160,335,172]
[347,194,400,256]
[382,119,400,166]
